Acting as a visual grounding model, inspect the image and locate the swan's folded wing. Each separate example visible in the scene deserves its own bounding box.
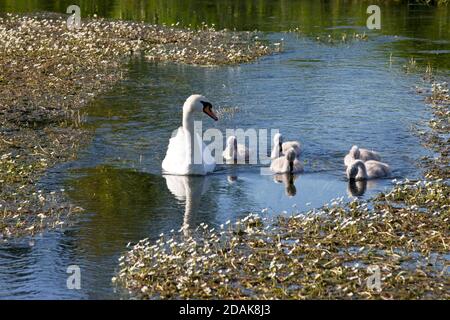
[162,127,187,174]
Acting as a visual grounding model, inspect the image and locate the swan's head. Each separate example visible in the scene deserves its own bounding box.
[346,159,364,180]
[349,145,360,159]
[184,94,218,121]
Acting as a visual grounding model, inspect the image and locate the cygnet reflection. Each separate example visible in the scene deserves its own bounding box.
[273,173,299,197]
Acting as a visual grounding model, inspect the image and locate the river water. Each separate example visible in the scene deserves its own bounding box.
[0,1,449,299]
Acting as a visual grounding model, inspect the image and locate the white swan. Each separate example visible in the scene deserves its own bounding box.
[270,133,301,159]
[162,95,218,175]
[270,148,304,174]
[344,145,381,167]
[222,136,251,163]
[346,159,391,181]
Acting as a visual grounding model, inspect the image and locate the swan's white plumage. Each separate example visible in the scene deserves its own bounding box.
[162,127,216,175]
[162,95,217,176]
[344,145,381,166]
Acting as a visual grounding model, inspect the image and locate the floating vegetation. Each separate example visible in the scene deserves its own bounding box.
[145,23,274,65]
[0,13,274,238]
[404,57,418,73]
[419,81,450,180]
[115,80,449,299]
[115,180,449,299]
[314,32,368,45]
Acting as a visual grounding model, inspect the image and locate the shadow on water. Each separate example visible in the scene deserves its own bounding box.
[0,0,449,299]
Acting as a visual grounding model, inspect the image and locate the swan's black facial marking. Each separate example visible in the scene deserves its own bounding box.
[201,101,218,121]
[200,101,212,109]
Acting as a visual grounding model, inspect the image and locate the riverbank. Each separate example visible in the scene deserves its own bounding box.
[115,82,449,299]
[0,13,274,239]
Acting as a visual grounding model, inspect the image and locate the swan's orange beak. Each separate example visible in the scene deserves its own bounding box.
[202,103,218,121]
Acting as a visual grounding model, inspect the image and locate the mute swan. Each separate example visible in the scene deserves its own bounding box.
[270,148,304,174]
[271,133,301,159]
[344,145,381,167]
[346,159,391,181]
[162,95,218,175]
[222,136,251,163]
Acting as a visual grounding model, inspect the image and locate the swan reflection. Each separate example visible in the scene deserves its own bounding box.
[164,175,210,235]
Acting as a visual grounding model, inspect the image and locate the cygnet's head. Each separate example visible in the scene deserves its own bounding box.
[227,136,238,150]
[346,159,364,180]
[286,148,297,162]
[273,133,283,145]
[349,145,360,159]
[183,94,218,121]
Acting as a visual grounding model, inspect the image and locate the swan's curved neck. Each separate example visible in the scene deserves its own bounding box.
[183,107,195,132]
[183,108,196,165]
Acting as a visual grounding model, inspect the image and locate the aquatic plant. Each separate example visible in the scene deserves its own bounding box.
[145,24,273,65]
[115,180,449,299]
